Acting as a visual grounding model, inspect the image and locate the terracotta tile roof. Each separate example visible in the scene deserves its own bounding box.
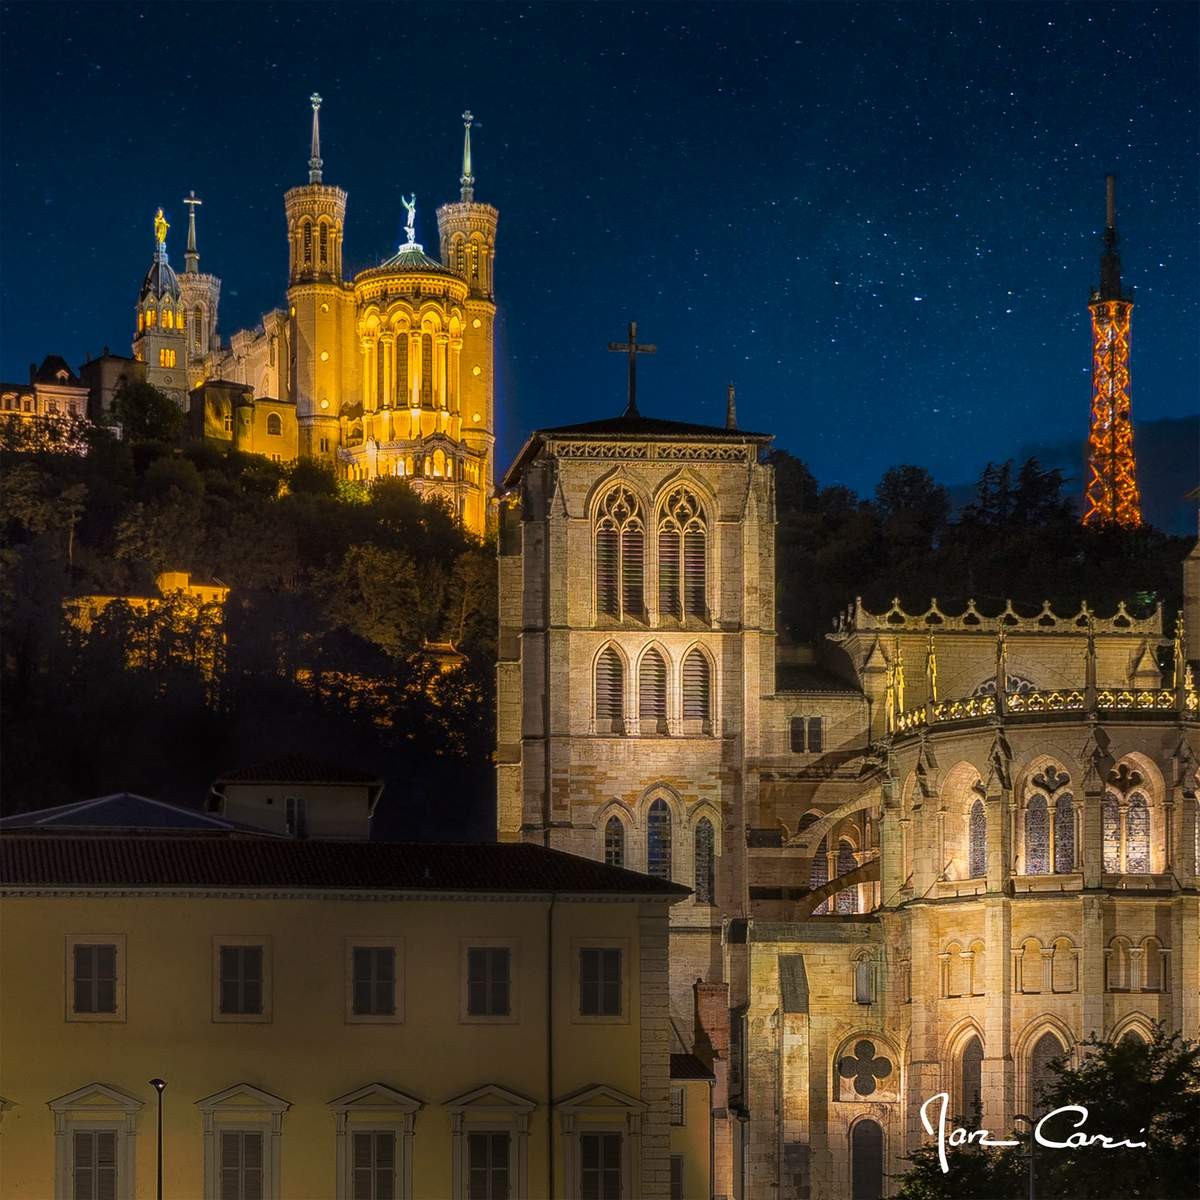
[215,755,382,785]
[0,837,692,898]
[0,794,268,835]
[670,1053,715,1080]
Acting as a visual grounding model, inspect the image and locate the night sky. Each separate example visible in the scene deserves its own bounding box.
[1,2,1196,499]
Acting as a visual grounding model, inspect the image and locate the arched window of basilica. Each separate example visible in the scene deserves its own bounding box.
[657,487,707,622]
[1051,938,1077,993]
[319,222,328,265]
[604,816,625,868]
[968,940,986,996]
[647,798,672,881]
[420,334,434,407]
[1141,936,1166,992]
[809,835,829,915]
[1103,793,1121,871]
[694,817,715,904]
[303,221,313,264]
[849,1119,884,1200]
[681,649,711,725]
[960,1035,984,1121]
[266,413,282,437]
[968,797,987,878]
[594,647,624,734]
[594,487,645,622]
[1105,937,1131,991]
[638,648,668,734]
[1126,793,1150,873]
[1024,794,1049,874]
[194,306,204,347]
[1054,793,1076,872]
[1028,1032,1066,1116]
[835,839,858,914]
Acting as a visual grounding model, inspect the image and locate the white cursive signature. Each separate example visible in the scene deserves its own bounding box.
[919,1092,1147,1174]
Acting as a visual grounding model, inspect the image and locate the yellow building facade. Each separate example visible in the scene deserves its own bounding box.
[0,837,690,1200]
[497,402,1200,1199]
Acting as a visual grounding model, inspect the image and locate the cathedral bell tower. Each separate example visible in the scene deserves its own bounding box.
[176,190,222,388]
[437,111,499,514]
[132,207,187,407]
[284,93,351,461]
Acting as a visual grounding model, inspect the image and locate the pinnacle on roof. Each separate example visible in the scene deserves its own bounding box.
[460,109,475,202]
[183,190,202,273]
[309,92,323,184]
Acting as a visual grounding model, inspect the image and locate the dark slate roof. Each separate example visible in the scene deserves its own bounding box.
[369,244,459,279]
[541,412,772,441]
[215,755,382,785]
[0,794,266,835]
[670,1053,715,1081]
[34,355,81,386]
[140,248,181,302]
[775,663,863,695]
[502,409,772,489]
[0,837,692,897]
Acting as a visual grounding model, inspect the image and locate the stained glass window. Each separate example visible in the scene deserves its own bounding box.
[835,839,858,914]
[960,1036,984,1120]
[1025,795,1049,874]
[647,798,672,880]
[1029,1033,1063,1115]
[968,798,987,878]
[1053,793,1075,872]
[1126,793,1150,873]
[604,816,625,868]
[850,1119,884,1200]
[694,817,715,903]
[810,835,829,915]
[1102,794,1121,872]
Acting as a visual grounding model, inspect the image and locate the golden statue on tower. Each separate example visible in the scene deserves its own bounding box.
[154,207,169,245]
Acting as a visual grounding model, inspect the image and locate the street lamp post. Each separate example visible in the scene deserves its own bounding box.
[149,1079,166,1200]
[1014,1112,1036,1200]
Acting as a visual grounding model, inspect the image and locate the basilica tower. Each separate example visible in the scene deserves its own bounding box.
[284,94,354,461]
[132,208,187,406]
[176,190,222,388]
[437,112,499,514]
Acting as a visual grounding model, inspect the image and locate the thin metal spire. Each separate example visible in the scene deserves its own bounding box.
[460,110,475,202]
[309,93,323,184]
[725,382,737,430]
[1098,172,1123,300]
[183,191,202,274]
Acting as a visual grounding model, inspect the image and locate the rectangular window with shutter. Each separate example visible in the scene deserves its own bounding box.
[467,1132,510,1200]
[352,1130,395,1200]
[807,717,824,753]
[579,947,622,1017]
[658,529,681,620]
[670,1154,684,1200]
[596,528,619,618]
[352,947,396,1016]
[73,944,117,1014]
[683,529,706,620]
[579,1133,622,1200]
[215,941,268,1020]
[73,1129,117,1200]
[465,946,512,1018]
[669,1086,685,1125]
[789,717,806,754]
[220,1130,264,1200]
[621,527,644,620]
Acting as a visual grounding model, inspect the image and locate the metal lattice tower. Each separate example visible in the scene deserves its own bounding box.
[1082,174,1142,528]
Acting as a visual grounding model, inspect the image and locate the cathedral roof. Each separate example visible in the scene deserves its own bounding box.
[32,355,80,386]
[139,247,181,303]
[373,244,458,278]
[502,410,773,489]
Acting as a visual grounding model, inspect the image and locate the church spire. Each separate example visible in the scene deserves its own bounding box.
[460,110,475,202]
[183,191,202,274]
[309,92,324,184]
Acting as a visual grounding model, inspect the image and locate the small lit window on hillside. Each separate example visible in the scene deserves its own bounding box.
[266,412,283,437]
[158,348,176,368]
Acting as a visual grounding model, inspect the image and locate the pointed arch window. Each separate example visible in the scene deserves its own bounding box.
[809,835,829,915]
[647,798,672,880]
[968,797,987,878]
[594,648,624,734]
[960,1035,984,1121]
[657,488,707,622]
[1103,793,1121,871]
[319,223,329,265]
[694,817,715,904]
[835,839,858,914]
[1053,793,1075,872]
[1126,793,1150,873]
[303,221,313,263]
[1024,794,1049,874]
[594,487,644,622]
[1029,1032,1064,1116]
[850,1119,884,1200]
[420,334,434,407]
[638,649,668,734]
[604,816,625,868]
[682,650,711,724]
[266,413,283,437]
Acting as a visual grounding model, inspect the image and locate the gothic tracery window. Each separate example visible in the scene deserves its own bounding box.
[1053,793,1075,872]
[694,817,715,904]
[1024,794,1049,875]
[1126,793,1150,873]
[960,1035,984,1120]
[835,839,858,914]
[595,487,645,622]
[968,797,987,878]
[657,487,707,622]
[1029,1033,1065,1116]
[604,816,625,868]
[647,798,672,880]
[681,649,711,724]
[809,835,829,915]
[1103,793,1121,872]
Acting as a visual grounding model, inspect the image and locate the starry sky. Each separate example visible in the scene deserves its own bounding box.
[1,1,1196,499]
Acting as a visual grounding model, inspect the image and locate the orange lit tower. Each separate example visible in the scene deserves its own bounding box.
[1082,174,1142,527]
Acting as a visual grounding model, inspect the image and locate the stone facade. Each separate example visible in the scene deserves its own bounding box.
[498,408,1200,1199]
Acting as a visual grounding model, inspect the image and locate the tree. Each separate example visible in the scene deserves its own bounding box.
[895,1025,1200,1199]
[875,465,950,542]
[111,379,183,443]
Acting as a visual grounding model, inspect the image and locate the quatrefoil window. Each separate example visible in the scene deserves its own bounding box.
[838,1040,893,1096]
[1107,764,1144,795]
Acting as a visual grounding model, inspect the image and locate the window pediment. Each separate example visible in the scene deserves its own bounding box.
[555,1083,646,1114]
[328,1083,423,1116]
[444,1084,535,1116]
[48,1082,143,1116]
[195,1082,290,1117]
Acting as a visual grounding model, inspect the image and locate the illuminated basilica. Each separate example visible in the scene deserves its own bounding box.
[130,98,498,537]
[497,399,1200,1198]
